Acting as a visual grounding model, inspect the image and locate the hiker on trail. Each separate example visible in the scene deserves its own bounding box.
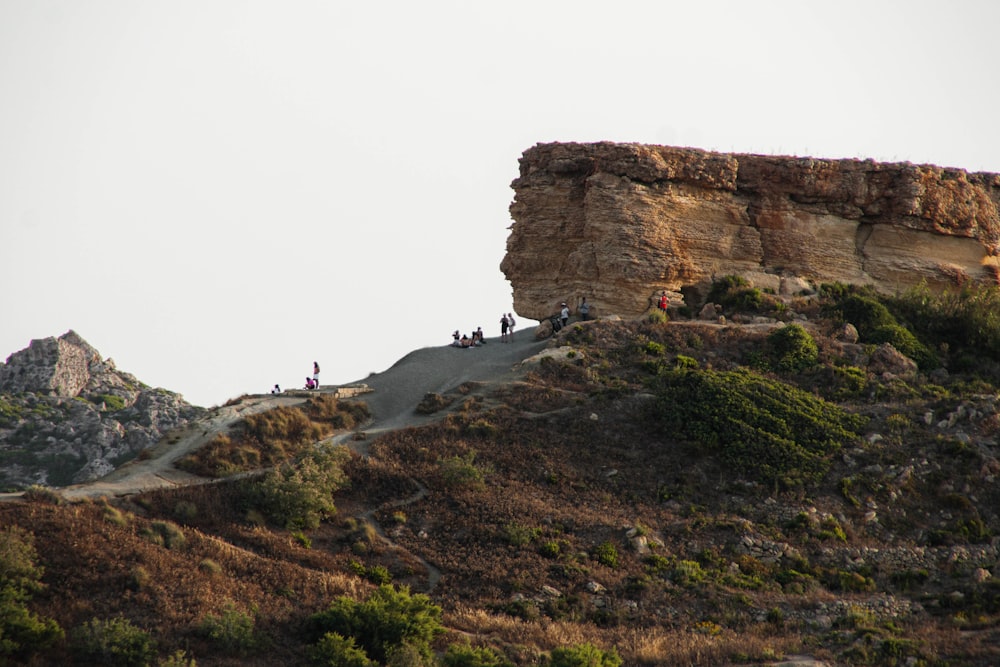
[658,291,669,312]
[560,303,570,328]
[579,298,590,321]
[500,314,509,343]
[313,362,320,389]
[507,313,516,341]
[271,384,281,394]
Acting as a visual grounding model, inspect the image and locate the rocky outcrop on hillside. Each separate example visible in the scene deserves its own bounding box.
[502,142,1000,320]
[0,331,203,489]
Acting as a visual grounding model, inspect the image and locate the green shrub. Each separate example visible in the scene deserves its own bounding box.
[766,323,819,372]
[546,642,622,667]
[836,294,896,338]
[670,560,707,587]
[71,616,156,667]
[307,585,444,664]
[890,283,1000,366]
[198,559,222,576]
[0,527,64,659]
[247,443,350,529]
[593,541,619,569]
[649,367,866,488]
[439,451,486,491]
[502,523,540,546]
[646,309,668,324]
[92,394,127,411]
[706,275,749,305]
[310,632,375,667]
[158,649,197,667]
[198,602,257,654]
[868,324,938,369]
[443,641,513,667]
[538,541,562,559]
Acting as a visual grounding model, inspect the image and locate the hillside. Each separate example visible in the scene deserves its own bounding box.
[3,280,1000,666]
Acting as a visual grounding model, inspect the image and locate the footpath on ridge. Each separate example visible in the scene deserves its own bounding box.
[55,332,549,501]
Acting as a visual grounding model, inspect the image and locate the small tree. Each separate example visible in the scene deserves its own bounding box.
[71,616,156,667]
[0,527,63,660]
[307,585,444,664]
[250,443,350,529]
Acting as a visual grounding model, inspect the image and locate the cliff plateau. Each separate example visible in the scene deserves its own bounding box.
[0,331,203,488]
[502,142,1000,320]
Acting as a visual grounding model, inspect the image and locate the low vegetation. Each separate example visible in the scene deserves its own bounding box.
[4,278,1000,665]
[178,395,368,477]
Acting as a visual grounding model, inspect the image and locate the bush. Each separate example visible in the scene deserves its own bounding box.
[546,642,622,667]
[248,443,350,529]
[307,585,444,664]
[310,632,375,667]
[835,294,896,338]
[92,394,127,411]
[868,324,938,369]
[766,323,819,372]
[158,650,197,667]
[593,541,619,569]
[439,451,486,491]
[443,641,513,667]
[198,602,257,654]
[0,527,64,659]
[890,283,1000,366]
[649,367,866,488]
[71,616,156,667]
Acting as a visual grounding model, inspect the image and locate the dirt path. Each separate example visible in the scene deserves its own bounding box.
[50,333,549,501]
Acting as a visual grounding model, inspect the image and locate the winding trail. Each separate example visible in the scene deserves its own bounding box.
[48,333,547,501]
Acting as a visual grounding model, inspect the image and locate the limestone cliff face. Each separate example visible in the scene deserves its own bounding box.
[501,142,1000,320]
[0,331,203,488]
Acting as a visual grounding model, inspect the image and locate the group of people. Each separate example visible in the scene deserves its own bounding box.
[269,361,322,394]
[449,312,518,348]
[306,361,320,389]
[499,312,516,342]
[452,327,487,348]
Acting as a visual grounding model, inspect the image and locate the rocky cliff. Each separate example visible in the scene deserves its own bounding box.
[501,142,1000,320]
[0,331,203,488]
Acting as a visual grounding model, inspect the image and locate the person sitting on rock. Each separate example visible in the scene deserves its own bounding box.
[475,327,486,344]
[271,384,281,394]
[451,330,461,347]
[460,334,473,348]
[305,377,316,390]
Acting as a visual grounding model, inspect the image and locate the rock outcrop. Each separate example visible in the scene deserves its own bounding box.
[0,331,203,488]
[502,142,1000,320]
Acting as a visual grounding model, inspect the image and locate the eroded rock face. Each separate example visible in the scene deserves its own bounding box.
[501,142,1000,320]
[0,331,203,488]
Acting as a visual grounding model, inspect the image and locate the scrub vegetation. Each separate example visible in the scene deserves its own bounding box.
[4,279,1000,665]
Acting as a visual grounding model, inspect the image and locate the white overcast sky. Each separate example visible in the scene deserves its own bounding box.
[2,1,999,407]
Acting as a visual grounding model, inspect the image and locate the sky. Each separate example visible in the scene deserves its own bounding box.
[2,1,999,407]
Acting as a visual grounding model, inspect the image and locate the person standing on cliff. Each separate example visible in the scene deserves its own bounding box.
[579,298,590,321]
[500,314,509,342]
[507,312,516,341]
[657,291,669,312]
[560,303,570,328]
[312,361,320,390]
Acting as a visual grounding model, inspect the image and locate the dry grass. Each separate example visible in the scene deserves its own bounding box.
[7,317,1000,665]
